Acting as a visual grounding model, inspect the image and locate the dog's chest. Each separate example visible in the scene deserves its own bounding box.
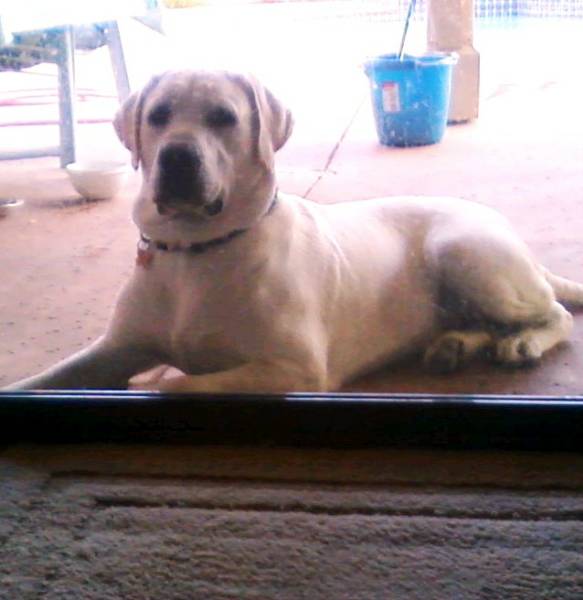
[142,254,260,370]
[168,295,249,373]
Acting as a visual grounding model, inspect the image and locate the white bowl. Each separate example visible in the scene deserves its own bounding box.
[65,161,128,200]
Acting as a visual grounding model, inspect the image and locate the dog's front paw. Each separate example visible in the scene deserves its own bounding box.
[494,333,542,366]
[129,365,187,391]
[423,333,468,373]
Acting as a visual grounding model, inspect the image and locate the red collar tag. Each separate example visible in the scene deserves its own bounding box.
[136,239,154,268]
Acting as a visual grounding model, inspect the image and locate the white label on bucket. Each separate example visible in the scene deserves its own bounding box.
[382,82,400,112]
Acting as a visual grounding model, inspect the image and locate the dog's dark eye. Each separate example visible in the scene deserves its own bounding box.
[206,106,238,128]
[148,103,172,128]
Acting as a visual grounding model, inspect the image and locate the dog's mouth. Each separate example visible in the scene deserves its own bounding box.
[153,142,225,219]
[155,195,224,219]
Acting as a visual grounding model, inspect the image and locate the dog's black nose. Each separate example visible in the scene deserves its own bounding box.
[157,142,202,200]
[159,143,201,174]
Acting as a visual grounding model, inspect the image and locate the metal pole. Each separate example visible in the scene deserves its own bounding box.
[56,25,77,166]
[398,0,417,60]
[105,21,131,102]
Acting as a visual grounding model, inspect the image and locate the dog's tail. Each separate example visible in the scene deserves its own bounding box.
[543,268,583,306]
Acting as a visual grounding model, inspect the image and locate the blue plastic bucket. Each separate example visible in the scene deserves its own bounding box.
[364,53,457,147]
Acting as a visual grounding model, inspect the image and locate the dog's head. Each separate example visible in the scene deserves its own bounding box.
[113,70,293,241]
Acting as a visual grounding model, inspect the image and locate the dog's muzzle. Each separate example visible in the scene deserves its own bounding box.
[155,142,223,217]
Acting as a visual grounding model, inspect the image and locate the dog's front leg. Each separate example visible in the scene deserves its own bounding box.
[4,336,159,391]
[129,360,328,394]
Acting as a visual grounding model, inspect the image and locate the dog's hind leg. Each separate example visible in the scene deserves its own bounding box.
[423,330,494,373]
[494,301,573,365]
[424,228,574,370]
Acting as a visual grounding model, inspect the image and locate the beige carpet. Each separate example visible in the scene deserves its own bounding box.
[3,445,583,599]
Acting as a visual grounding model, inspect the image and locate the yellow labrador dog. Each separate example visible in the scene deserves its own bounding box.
[7,70,583,392]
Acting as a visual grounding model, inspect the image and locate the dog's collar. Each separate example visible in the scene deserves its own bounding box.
[139,227,246,254]
[136,193,278,268]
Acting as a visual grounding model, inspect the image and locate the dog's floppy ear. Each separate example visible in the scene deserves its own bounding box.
[232,73,294,168]
[113,74,165,170]
[113,91,140,169]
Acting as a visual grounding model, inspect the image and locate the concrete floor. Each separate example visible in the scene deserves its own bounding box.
[1,15,582,395]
